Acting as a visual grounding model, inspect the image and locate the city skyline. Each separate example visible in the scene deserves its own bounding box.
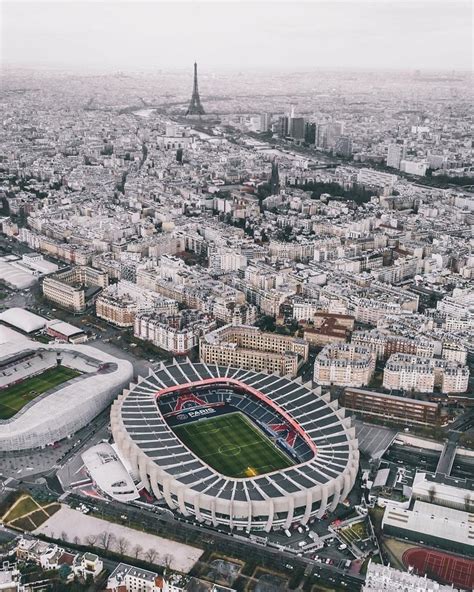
[1,1,472,72]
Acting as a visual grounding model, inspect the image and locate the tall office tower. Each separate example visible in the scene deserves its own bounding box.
[315,123,329,149]
[278,115,289,137]
[386,140,407,169]
[289,117,305,140]
[304,122,316,144]
[335,135,353,158]
[327,121,345,149]
[260,112,271,132]
[185,62,205,116]
[269,160,280,195]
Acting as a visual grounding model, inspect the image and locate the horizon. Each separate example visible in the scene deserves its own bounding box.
[1,1,472,72]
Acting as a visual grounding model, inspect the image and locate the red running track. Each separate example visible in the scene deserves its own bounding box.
[402,547,474,591]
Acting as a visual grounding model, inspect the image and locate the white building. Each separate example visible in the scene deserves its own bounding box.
[386,141,406,169]
[314,343,376,387]
[81,442,139,502]
[106,563,186,592]
[400,159,428,176]
[134,311,216,355]
[383,353,469,393]
[363,562,460,592]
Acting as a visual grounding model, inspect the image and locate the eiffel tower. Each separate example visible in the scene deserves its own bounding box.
[185,62,205,116]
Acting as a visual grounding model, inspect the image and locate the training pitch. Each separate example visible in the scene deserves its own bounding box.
[173,411,295,478]
[0,365,81,420]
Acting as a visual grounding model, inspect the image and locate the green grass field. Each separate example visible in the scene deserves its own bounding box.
[174,412,295,478]
[0,365,81,420]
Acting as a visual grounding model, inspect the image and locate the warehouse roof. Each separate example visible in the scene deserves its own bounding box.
[47,319,84,337]
[0,307,47,333]
[382,500,474,548]
[0,260,36,289]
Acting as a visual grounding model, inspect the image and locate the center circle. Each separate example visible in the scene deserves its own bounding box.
[218,444,241,457]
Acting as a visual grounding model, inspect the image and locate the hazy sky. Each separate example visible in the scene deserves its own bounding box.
[1,0,472,71]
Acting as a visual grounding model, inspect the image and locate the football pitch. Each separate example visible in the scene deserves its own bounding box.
[0,365,82,420]
[173,411,295,478]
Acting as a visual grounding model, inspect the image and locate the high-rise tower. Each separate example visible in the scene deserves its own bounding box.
[185,62,205,116]
[270,160,280,195]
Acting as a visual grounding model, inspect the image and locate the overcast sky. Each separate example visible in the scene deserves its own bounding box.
[1,1,472,72]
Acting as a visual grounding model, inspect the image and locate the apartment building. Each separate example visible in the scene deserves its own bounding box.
[442,341,468,364]
[351,330,436,360]
[383,353,469,393]
[96,282,178,328]
[96,295,137,327]
[357,168,398,192]
[134,311,216,355]
[354,299,397,325]
[342,387,440,425]
[313,343,375,387]
[200,324,309,377]
[106,563,185,592]
[42,266,108,312]
[363,562,456,592]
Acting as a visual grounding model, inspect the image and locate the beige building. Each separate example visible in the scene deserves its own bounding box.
[135,311,216,355]
[314,343,376,387]
[352,330,436,360]
[200,324,309,377]
[383,353,469,394]
[42,266,108,312]
[96,295,137,327]
[96,282,178,328]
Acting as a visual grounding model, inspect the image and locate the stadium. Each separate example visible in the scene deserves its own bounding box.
[0,340,133,451]
[111,360,359,532]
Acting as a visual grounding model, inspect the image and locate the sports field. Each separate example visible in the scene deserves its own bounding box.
[0,365,81,420]
[173,412,295,478]
[403,547,474,590]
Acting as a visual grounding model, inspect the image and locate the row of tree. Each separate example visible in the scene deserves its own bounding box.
[59,530,173,567]
[292,181,374,204]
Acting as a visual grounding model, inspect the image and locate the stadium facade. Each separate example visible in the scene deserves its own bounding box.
[0,341,133,451]
[111,360,359,532]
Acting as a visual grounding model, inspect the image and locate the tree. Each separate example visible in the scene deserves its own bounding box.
[117,537,129,556]
[133,544,143,559]
[98,532,115,551]
[73,535,80,546]
[58,565,72,582]
[163,554,173,570]
[61,531,69,542]
[144,548,157,564]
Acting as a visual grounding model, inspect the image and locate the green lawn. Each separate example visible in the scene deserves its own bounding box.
[173,412,294,478]
[0,365,81,419]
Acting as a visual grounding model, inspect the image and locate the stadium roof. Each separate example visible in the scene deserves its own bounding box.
[0,325,30,345]
[113,360,358,507]
[0,340,133,451]
[0,308,47,333]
